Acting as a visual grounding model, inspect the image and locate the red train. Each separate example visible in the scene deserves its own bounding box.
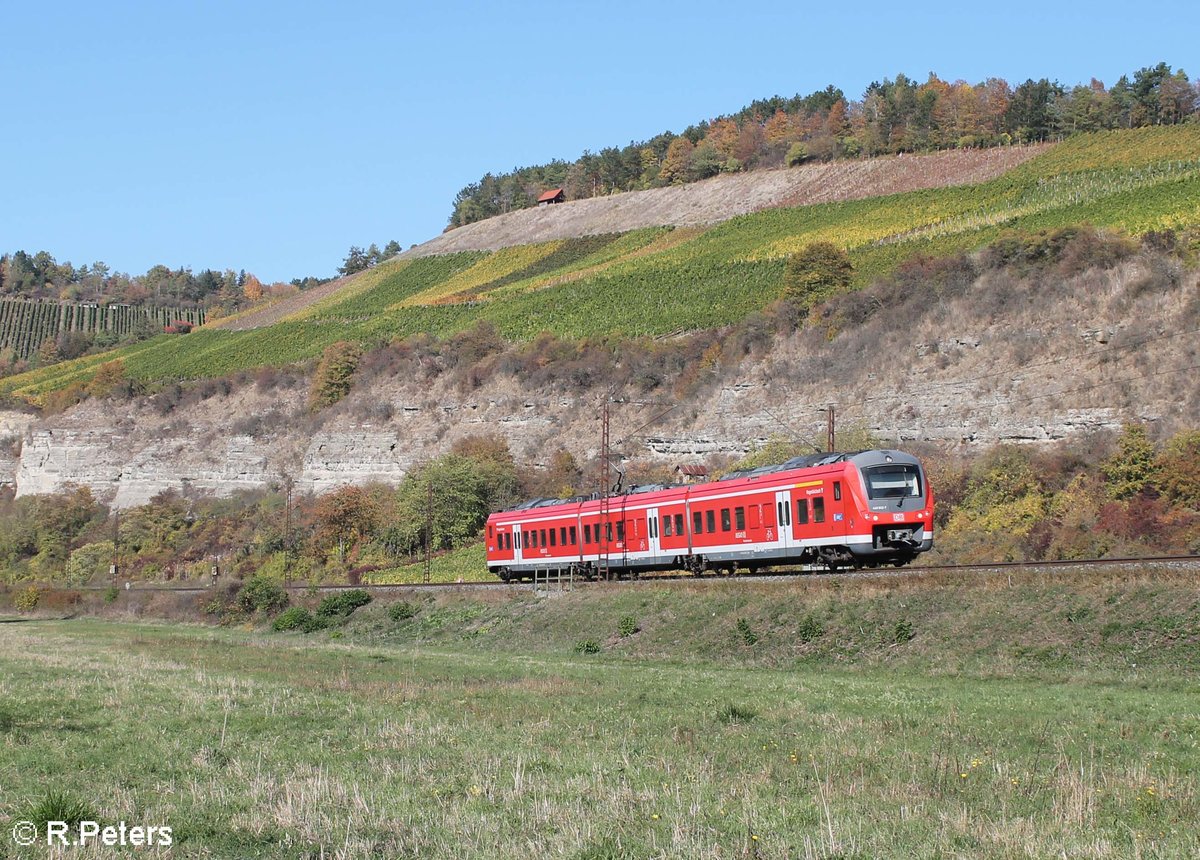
[485,449,933,581]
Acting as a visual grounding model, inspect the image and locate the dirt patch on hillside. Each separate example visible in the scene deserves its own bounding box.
[407,144,1050,257]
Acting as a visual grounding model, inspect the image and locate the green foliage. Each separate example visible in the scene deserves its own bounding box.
[272,606,324,633]
[103,585,120,603]
[573,638,602,655]
[1102,424,1158,499]
[65,541,115,585]
[309,340,361,410]
[235,574,289,615]
[735,617,759,646]
[392,452,519,555]
[893,619,915,644]
[388,600,418,621]
[316,589,373,619]
[785,142,808,167]
[782,241,853,310]
[617,615,638,637]
[797,613,824,643]
[13,585,40,611]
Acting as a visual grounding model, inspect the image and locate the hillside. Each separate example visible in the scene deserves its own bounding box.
[0,126,1196,505]
[412,145,1049,258]
[2,126,1196,406]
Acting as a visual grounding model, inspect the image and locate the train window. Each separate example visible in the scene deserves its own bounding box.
[705,510,716,533]
[488,525,494,539]
[693,511,703,533]
[549,529,556,547]
[505,533,511,550]
[834,481,841,501]
[584,523,592,544]
[776,500,784,526]
[570,526,577,545]
[663,515,673,537]
[721,508,731,531]
[606,522,613,543]
[560,527,567,545]
[796,498,809,524]
[540,529,548,547]
[528,531,536,548]
[616,521,625,541]
[813,497,825,523]
[735,507,745,530]
[674,513,684,535]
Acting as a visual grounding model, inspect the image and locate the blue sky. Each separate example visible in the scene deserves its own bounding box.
[2,0,1197,283]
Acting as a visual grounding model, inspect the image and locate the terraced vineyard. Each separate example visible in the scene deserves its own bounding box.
[0,299,205,360]
[3,126,1199,403]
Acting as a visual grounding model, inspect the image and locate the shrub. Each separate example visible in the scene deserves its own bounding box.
[13,586,40,612]
[103,585,120,604]
[782,242,852,311]
[235,574,289,615]
[736,617,759,647]
[388,601,417,621]
[309,341,362,411]
[797,613,824,643]
[316,589,373,619]
[617,615,638,637]
[573,638,602,655]
[893,619,915,644]
[272,607,324,633]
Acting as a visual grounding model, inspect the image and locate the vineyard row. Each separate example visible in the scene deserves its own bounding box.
[0,300,205,360]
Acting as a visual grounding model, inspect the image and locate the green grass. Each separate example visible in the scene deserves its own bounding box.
[4,126,1200,400]
[2,575,1198,859]
[367,542,492,585]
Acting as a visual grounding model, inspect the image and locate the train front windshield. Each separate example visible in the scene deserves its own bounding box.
[863,464,923,499]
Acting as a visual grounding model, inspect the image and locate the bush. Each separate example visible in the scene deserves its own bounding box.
[13,586,40,612]
[272,607,324,633]
[736,617,759,646]
[893,619,915,644]
[617,615,638,637]
[388,601,417,621]
[235,574,289,615]
[103,585,120,604]
[797,613,824,643]
[316,589,373,619]
[573,638,602,655]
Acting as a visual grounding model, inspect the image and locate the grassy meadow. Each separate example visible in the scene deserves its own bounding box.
[2,568,1199,858]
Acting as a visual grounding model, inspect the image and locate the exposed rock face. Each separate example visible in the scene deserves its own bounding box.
[3,255,1194,506]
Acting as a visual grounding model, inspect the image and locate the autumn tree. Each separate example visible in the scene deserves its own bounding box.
[241,274,264,302]
[312,484,382,562]
[1101,424,1158,499]
[309,341,362,411]
[782,242,854,310]
[658,137,694,185]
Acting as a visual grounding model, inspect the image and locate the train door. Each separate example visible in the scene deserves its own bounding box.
[646,507,661,563]
[513,524,524,565]
[774,490,793,555]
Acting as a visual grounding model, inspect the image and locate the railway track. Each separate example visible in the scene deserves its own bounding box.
[54,554,1200,596]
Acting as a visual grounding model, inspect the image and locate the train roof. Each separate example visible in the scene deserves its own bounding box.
[719,451,863,482]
